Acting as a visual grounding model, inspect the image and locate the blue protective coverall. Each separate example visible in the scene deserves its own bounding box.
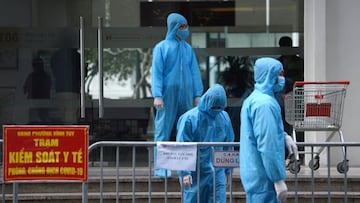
[240,57,286,203]
[152,13,203,177]
[176,84,234,203]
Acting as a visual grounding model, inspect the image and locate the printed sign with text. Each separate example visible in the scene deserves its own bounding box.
[213,150,239,168]
[3,125,89,182]
[156,142,197,171]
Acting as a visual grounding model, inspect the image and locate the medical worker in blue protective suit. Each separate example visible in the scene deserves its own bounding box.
[152,13,204,178]
[176,84,234,203]
[239,57,298,203]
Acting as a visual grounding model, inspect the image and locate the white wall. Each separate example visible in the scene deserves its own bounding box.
[327,0,360,165]
[305,0,360,166]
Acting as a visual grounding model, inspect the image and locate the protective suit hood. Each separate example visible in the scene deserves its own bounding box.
[166,13,188,40]
[254,57,283,95]
[198,84,227,117]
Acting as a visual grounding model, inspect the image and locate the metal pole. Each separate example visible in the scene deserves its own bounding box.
[82,182,88,203]
[100,146,104,203]
[116,146,120,203]
[80,16,86,119]
[81,17,88,203]
[197,147,200,202]
[132,147,136,203]
[13,182,18,203]
[97,16,104,118]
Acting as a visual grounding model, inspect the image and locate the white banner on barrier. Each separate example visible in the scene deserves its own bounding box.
[213,150,239,168]
[156,142,197,171]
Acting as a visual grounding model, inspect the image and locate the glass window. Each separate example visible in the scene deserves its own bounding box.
[0,0,304,146]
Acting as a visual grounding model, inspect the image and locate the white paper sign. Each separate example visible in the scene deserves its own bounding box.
[213,150,239,168]
[156,142,197,171]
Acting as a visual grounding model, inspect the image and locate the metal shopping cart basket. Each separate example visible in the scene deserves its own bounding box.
[284,81,350,174]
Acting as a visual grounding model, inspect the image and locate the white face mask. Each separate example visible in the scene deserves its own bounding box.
[273,76,285,93]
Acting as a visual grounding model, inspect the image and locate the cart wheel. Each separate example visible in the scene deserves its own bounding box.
[337,160,349,173]
[308,155,320,170]
[289,161,301,174]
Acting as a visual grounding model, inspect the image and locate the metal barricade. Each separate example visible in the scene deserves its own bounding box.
[1,140,360,203]
[291,142,357,203]
[84,141,239,203]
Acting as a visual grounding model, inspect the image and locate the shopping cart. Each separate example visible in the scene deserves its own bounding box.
[284,81,350,174]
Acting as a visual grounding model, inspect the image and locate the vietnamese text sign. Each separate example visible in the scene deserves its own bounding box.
[3,125,89,182]
[156,142,197,171]
[213,150,239,168]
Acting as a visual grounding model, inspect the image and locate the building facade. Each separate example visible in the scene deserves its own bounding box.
[0,0,359,167]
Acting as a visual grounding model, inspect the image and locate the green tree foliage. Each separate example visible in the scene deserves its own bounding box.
[218,56,255,141]
[84,48,152,99]
[218,56,255,98]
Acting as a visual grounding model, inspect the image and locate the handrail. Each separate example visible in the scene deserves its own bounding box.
[88,141,239,153]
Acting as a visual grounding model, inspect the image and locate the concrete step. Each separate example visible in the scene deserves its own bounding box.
[3,191,360,203]
[4,175,359,194]
[2,167,360,202]
[2,177,181,193]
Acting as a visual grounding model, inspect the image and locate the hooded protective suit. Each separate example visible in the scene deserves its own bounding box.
[152,13,203,177]
[176,84,234,203]
[240,57,286,203]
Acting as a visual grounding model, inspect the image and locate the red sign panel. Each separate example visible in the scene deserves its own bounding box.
[3,125,89,182]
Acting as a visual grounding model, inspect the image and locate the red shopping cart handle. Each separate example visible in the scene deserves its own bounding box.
[294,81,350,86]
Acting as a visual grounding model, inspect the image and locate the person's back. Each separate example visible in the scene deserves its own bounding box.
[277,36,305,162]
[50,48,82,124]
[23,57,52,123]
[50,48,81,94]
[277,36,304,94]
[23,58,52,99]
